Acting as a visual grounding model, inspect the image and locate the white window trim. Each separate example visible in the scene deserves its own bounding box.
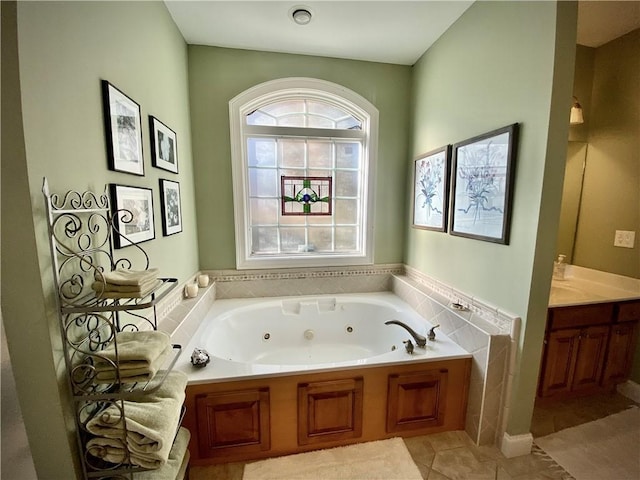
[229,77,378,270]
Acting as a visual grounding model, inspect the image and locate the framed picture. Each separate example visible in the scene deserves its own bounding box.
[159,179,182,236]
[412,146,451,231]
[102,81,144,176]
[109,184,155,248]
[450,123,519,244]
[150,116,178,173]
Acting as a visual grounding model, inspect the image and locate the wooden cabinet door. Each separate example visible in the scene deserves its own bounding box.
[603,322,638,386]
[540,328,580,397]
[386,369,448,433]
[297,377,363,445]
[571,325,609,392]
[195,388,270,459]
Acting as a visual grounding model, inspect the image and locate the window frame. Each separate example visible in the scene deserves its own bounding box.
[229,78,378,269]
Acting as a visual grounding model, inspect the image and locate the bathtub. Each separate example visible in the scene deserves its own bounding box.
[178,291,470,384]
[179,292,473,465]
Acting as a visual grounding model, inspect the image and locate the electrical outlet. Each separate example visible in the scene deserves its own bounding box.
[614,230,636,248]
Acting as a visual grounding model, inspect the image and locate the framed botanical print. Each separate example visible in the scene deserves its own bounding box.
[412,146,451,231]
[102,81,144,176]
[449,123,519,244]
[109,184,155,248]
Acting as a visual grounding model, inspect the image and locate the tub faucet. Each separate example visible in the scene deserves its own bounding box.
[384,320,427,348]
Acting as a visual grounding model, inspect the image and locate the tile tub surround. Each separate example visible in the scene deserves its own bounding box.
[392,268,520,448]
[211,264,405,298]
[549,265,640,307]
[159,264,518,450]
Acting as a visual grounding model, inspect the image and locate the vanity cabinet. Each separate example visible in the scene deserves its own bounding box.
[539,300,639,398]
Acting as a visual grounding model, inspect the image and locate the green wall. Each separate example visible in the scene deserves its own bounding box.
[2,1,198,477]
[187,46,412,269]
[406,1,577,436]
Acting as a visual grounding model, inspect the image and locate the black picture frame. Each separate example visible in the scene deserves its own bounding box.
[109,184,155,248]
[159,179,182,236]
[101,80,144,176]
[149,116,178,174]
[449,123,519,244]
[412,146,451,232]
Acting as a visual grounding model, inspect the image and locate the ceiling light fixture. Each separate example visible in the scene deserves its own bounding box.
[291,7,312,25]
[570,96,584,125]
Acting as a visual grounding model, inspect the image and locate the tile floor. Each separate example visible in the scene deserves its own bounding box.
[189,392,638,480]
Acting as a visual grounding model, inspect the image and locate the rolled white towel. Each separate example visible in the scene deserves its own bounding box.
[85,372,187,466]
[133,427,191,480]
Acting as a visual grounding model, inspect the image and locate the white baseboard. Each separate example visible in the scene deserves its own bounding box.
[617,380,640,403]
[500,432,533,458]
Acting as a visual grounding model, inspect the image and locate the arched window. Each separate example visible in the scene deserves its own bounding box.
[229,78,378,269]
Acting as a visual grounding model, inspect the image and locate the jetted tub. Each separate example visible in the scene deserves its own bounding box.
[179,291,470,383]
[179,292,473,465]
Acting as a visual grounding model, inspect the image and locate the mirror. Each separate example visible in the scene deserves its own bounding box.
[556,142,587,264]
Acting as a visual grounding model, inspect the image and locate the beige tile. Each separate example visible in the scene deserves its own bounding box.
[404,435,436,468]
[497,466,515,480]
[428,468,453,480]
[431,446,496,480]
[424,431,469,452]
[189,461,245,480]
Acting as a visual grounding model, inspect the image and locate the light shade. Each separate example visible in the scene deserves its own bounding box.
[570,96,584,125]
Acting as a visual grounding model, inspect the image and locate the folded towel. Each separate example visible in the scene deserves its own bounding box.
[94,344,174,384]
[91,279,159,294]
[96,330,170,364]
[134,427,191,480]
[94,279,163,299]
[86,371,187,467]
[96,268,159,286]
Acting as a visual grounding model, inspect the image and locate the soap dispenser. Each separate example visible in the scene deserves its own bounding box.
[553,254,566,280]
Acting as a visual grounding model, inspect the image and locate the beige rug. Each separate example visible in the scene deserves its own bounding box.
[242,437,422,480]
[535,406,640,480]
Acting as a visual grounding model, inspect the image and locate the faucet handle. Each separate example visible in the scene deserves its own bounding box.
[428,324,440,341]
[403,339,414,354]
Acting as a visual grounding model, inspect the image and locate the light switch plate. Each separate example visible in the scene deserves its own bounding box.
[614,230,636,248]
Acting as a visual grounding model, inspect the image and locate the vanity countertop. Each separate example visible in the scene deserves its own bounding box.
[549,265,640,308]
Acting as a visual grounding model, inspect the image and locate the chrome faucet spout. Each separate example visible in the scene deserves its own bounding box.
[384,320,427,348]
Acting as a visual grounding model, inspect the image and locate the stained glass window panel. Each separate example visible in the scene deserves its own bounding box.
[281,176,332,216]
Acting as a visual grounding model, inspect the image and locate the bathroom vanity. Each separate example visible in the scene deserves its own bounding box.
[539,266,640,398]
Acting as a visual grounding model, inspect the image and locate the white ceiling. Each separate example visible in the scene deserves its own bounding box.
[164,1,474,65]
[165,1,640,65]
